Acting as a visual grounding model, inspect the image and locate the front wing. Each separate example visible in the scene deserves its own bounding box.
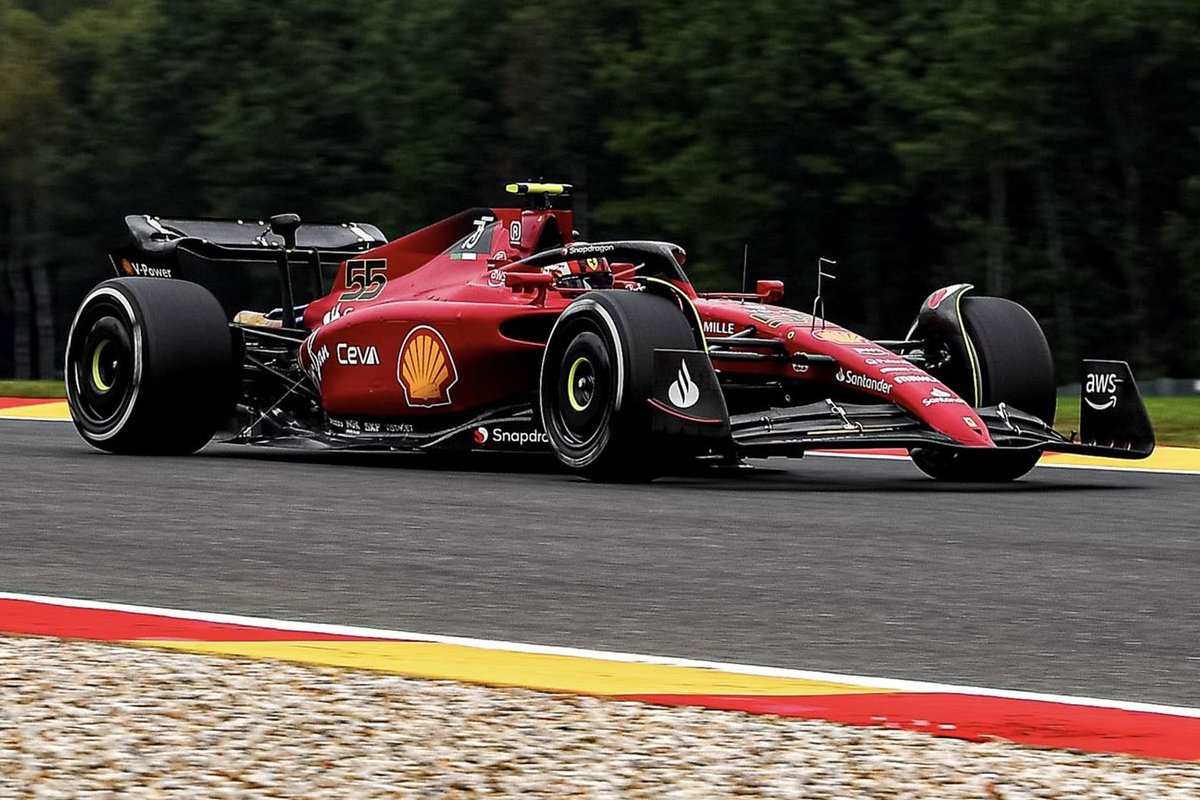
[654,357,1155,461]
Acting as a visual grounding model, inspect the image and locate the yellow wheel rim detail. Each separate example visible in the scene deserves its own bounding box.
[91,339,113,392]
[566,356,590,412]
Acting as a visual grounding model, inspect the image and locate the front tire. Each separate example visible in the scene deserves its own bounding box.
[65,278,236,454]
[910,296,1055,482]
[539,291,697,482]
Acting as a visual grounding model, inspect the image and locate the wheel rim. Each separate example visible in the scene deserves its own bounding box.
[90,338,116,392]
[566,356,596,412]
[550,329,613,451]
[68,303,136,430]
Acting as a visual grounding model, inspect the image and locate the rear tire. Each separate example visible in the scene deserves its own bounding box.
[910,296,1055,482]
[539,291,696,482]
[65,278,236,454]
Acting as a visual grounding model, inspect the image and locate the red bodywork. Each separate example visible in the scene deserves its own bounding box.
[298,203,992,449]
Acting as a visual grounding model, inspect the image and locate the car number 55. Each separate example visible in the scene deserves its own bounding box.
[340,259,388,301]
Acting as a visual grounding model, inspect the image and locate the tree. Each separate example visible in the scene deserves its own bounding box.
[7,0,1200,382]
[0,2,63,378]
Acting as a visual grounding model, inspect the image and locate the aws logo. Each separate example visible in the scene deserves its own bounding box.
[1084,372,1120,411]
[398,326,459,407]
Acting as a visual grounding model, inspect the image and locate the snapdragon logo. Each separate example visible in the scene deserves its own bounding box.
[565,243,615,256]
[474,427,550,447]
[835,368,892,394]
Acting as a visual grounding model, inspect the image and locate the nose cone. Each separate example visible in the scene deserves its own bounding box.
[787,324,994,447]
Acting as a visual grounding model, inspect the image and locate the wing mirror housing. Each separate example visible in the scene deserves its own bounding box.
[504,272,555,289]
[756,280,784,303]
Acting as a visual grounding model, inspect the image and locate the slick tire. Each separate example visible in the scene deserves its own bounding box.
[539,291,696,482]
[65,278,236,454]
[910,296,1055,482]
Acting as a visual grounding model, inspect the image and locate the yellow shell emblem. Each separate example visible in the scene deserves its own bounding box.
[812,328,867,345]
[398,325,458,407]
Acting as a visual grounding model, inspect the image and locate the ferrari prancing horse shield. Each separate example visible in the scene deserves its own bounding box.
[398,325,459,407]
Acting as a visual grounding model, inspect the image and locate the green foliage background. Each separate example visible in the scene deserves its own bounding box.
[3,0,1200,379]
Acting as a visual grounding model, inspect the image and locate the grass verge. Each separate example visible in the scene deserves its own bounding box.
[0,380,65,399]
[1056,395,1200,448]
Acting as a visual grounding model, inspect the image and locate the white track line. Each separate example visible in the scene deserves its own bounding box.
[4,591,1199,719]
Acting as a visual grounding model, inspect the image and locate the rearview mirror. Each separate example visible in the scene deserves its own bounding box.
[756,280,784,303]
[504,272,555,289]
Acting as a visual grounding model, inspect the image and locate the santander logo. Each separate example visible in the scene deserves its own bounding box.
[668,360,700,409]
[927,288,950,310]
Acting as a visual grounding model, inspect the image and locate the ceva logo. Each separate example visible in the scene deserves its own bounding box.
[336,343,380,366]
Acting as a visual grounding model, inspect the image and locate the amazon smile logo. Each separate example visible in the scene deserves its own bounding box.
[1084,372,1121,411]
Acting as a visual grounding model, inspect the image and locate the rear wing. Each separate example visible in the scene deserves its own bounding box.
[109,214,388,326]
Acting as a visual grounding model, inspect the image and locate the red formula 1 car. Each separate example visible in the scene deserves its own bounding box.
[65,183,1154,481]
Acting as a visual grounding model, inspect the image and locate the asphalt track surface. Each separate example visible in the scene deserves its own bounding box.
[2,420,1197,707]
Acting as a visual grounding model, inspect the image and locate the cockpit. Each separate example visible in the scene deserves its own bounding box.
[501,240,690,292]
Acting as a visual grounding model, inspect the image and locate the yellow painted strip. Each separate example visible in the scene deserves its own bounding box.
[1044,445,1200,473]
[506,182,569,195]
[0,401,71,420]
[130,639,885,697]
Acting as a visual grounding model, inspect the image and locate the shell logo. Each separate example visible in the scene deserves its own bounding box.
[397,325,459,407]
[812,328,867,345]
